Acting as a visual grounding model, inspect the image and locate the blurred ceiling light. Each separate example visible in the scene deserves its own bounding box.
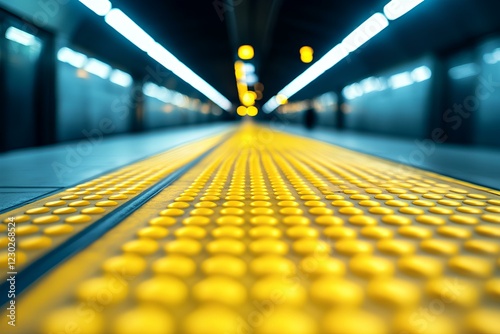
[384,0,424,20]
[254,82,264,92]
[342,13,389,52]
[5,26,40,46]
[244,63,255,73]
[76,69,89,79]
[57,47,88,68]
[238,45,254,60]
[342,83,363,100]
[79,0,112,16]
[360,77,385,93]
[448,63,480,80]
[84,58,112,79]
[247,106,258,117]
[105,9,156,52]
[300,46,314,63]
[411,65,432,82]
[101,8,230,110]
[389,71,413,89]
[245,73,258,85]
[237,106,247,116]
[276,94,288,105]
[241,91,256,106]
[110,69,133,87]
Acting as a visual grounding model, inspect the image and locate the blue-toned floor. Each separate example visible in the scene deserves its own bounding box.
[0,123,234,212]
[283,125,500,191]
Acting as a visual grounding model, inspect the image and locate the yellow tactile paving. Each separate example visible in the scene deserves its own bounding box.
[2,124,500,334]
[0,134,227,275]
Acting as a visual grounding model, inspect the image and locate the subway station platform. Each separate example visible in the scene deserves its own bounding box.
[1,123,499,334]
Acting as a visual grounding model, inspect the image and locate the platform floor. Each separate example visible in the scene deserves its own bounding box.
[1,124,499,334]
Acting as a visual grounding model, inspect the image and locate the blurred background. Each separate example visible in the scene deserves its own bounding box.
[0,0,500,161]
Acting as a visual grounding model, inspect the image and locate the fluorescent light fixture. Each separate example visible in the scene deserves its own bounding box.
[389,71,413,89]
[79,0,112,16]
[110,69,133,87]
[5,26,40,47]
[448,63,480,80]
[105,9,156,52]
[411,65,432,82]
[84,58,112,79]
[342,13,389,53]
[342,83,364,100]
[360,77,386,93]
[384,0,424,20]
[483,48,500,65]
[57,47,88,68]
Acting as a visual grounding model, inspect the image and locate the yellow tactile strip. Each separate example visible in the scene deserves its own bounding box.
[3,124,500,334]
[0,134,226,276]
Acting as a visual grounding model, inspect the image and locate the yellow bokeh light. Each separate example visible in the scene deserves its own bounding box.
[236,106,247,116]
[238,45,254,60]
[241,91,256,106]
[276,94,288,105]
[247,106,258,117]
[300,46,314,63]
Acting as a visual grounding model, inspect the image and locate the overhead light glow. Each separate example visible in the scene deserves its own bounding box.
[389,71,413,89]
[105,9,156,52]
[241,91,256,106]
[236,106,247,116]
[384,0,424,21]
[448,63,480,80]
[110,69,133,87]
[84,58,112,79]
[102,9,231,110]
[247,106,258,117]
[78,0,112,16]
[57,47,88,68]
[300,46,314,63]
[5,26,40,47]
[411,65,432,82]
[238,45,254,60]
[342,13,389,53]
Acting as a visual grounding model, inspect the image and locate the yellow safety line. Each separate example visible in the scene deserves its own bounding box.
[0,132,228,276]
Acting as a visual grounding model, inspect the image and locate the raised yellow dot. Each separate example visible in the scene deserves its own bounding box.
[3,215,30,224]
[375,194,393,200]
[18,236,52,250]
[350,255,394,278]
[251,276,306,306]
[339,207,364,215]
[348,215,377,226]
[220,207,245,215]
[449,256,493,278]
[481,214,500,224]
[286,226,319,239]
[279,207,305,216]
[315,215,343,226]
[385,200,408,207]
[256,307,316,334]
[43,224,74,235]
[182,305,240,334]
[465,309,500,334]
[311,277,363,306]
[485,278,500,300]
[398,226,432,239]
[283,216,310,225]
[250,215,277,225]
[201,255,246,278]
[175,196,194,202]
[331,200,353,207]
[326,195,344,200]
[368,278,420,307]
[322,309,386,334]
[44,200,66,207]
[323,226,356,239]
[251,207,274,215]
[206,238,245,255]
[148,216,175,227]
[486,206,500,213]
[152,255,196,277]
[25,207,50,214]
[81,207,106,215]
[450,215,478,225]
[249,226,282,239]
[382,215,411,226]
[65,214,92,224]
[102,254,146,276]
[112,306,174,334]
[136,276,187,306]
[61,194,79,200]
[369,207,394,215]
[250,255,296,276]
[475,225,500,237]
[426,277,479,307]
[68,200,90,207]
[193,276,246,305]
[159,208,184,217]
[377,239,415,256]
[465,240,500,254]
[335,239,372,256]
[164,238,201,256]
[15,225,39,236]
[95,200,118,207]
[183,216,210,226]
[200,195,220,201]
[122,239,158,255]
[76,276,128,304]
[137,226,168,239]
[42,307,103,334]
[223,200,244,207]
[250,238,288,255]
[361,226,393,239]
[398,255,443,278]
